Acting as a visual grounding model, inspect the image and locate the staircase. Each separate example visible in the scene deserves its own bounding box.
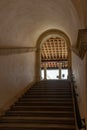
[0,80,76,130]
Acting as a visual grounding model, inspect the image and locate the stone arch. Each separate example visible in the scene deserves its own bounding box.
[35,29,71,81]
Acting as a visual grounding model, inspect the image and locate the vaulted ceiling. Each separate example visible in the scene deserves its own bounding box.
[0,0,87,48]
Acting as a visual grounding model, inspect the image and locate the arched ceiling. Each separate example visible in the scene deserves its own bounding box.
[0,0,86,47]
[71,0,87,28]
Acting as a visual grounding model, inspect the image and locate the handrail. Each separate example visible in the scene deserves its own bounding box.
[70,72,86,129]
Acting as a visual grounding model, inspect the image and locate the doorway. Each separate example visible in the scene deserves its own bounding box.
[36,29,71,81]
[41,69,68,80]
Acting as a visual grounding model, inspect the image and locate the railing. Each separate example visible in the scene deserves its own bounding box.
[70,72,86,129]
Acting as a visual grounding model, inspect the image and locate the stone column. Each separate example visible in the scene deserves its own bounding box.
[35,48,41,82]
[44,63,47,80]
[59,62,62,80]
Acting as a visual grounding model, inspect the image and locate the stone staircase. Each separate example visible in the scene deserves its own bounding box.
[0,80,76,130]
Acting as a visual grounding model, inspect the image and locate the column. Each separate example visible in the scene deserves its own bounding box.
[44,62,47,80]
[59,62,62,80]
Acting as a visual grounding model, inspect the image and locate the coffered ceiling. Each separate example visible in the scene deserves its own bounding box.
[41,37,68,61]
[41,36,68,69]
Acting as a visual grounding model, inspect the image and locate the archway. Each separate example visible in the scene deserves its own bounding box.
[36,29,71,81]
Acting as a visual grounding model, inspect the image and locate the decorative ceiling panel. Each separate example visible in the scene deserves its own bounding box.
[41,37,68,69]
[41,37,68,61]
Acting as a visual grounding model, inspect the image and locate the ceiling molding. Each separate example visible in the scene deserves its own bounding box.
[72,29,87,59]
[0,47,36,55]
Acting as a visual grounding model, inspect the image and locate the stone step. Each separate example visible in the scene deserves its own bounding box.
[25,93,72,96]
[27,89,71,92]
[0,127,76,130]
[0,123,76,130]
[19,98,72,102]
[26,90,71,92]
[0,117,75,125]
[5,111,74,117]
[0,116,75,120]
[9,105,74,111]
[22,94,72,98]
[14,102,73,106]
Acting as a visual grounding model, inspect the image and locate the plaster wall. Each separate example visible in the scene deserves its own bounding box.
[0,0,81,47]
[72,51,86,122]
[0,52,35,111]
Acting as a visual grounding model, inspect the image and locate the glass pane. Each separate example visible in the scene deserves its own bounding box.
[61,69,68,79]
[41,69,68,80]
[47,69,59,79]
[41,69,44,80]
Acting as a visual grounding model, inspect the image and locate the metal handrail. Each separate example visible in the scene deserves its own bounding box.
[70,73,86,129]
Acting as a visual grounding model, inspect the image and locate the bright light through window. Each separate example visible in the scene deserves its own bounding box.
[61,69,68,79]
[47,70,59,79]
[41,70,44,79]
[41,69,68,80]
